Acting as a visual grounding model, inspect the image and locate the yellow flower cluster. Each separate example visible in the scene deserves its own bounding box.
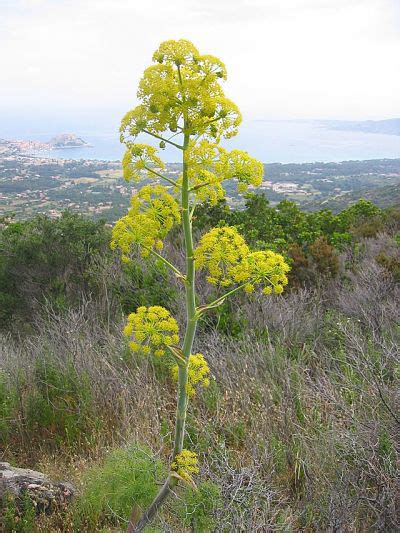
[130,185,180,236]
[123,306,179,356]
[178,140,263,205]
[190,168,225,206]
[110,185,180,260]
[219,149,264,193]
[195,226,290,293]
[245,250,290,295]
[111,214,161,261]
[119,40,242,145]
[171,449,199,481]
[195,227,250,286]
[171,353,210,397]
[185,140,225,205]
[153,39,200,67]
[122,143,165,182]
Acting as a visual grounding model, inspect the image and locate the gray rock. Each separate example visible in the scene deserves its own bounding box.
[0,462,74,514]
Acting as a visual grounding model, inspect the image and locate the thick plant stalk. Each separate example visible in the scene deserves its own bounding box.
[128,131,197,532]
[127,476,175,532]
[174,131,197,455]
[114,41,284,533]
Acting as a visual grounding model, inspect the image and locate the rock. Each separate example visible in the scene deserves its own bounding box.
[48,133,90,148]
[0,462,74,514]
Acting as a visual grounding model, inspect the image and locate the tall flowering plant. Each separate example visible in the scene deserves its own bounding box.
[111,39,290,532]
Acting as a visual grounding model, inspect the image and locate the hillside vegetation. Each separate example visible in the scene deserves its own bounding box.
[0,197,399,531]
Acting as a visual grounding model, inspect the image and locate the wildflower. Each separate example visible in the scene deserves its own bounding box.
[120,106,151,143]
[110,185,180,259]
[246,250,290,294]
[171,449,199,481]
[179,140,264,205]
[218,149,264,193]
[171,353,210,397]
[110,213,162,259]
[190,169,225,206]
[152,39,199,65]
[195,228,290,294]
[120,40,241,145]
[195,226,250,286]
[124,306,179,355]
[121,143,165,182]
[130,185,180,237]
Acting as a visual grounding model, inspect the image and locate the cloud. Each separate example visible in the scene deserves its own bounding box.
[1,0,399,120]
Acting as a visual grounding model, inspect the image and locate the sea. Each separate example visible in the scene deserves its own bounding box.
[2,119,400,164]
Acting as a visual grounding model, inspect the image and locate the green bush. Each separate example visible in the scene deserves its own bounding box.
[0,212,111,328]
[175,481,222,531]
[202,299,247,338]
[71,444,166,531]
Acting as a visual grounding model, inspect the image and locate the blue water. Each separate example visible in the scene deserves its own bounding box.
[2,119,400,163]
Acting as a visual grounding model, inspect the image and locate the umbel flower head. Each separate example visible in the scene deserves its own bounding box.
[130,185,180,237]
[171,353,210,397]
[182,140,264,205]
[171,449,199,481]
[120,39,242,147]
[122,143,165,182]
[194,226,250,286]
[110,185,180,260]
[124,306,179,356]
[245,250,290,294]
[218,149,264,194]
[110,214,161,261]
[195,226,290,293]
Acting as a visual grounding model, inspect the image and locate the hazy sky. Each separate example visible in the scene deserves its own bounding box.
[1,0,399,124]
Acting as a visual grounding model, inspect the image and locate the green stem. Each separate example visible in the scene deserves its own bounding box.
[143,165,179,188]
[127,475,177,533]
[144,247,185,279]
[129,125,197,531]
[199,283,247,312]
[173,128,196,455]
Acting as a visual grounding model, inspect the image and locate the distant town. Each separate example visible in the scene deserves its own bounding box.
[1,137,400,221]
[0,133,90,158]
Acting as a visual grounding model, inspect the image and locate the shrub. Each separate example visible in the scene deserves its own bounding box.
[0,212,111,327]
[113,260,177,314]
[175,481,222,531]
[71,444,166,531]
[309,236,339,277]
[376,250,400,282]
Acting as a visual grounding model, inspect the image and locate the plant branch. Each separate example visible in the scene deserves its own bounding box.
[198,283,247,313]
[142,129,183,150]
[167,345,187,366]
[189,179,215,192]
[202,115,225,127]
[144,247,185,280]
[189,197,197,220]
[177,65,185,94]
[143,166,178,188]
